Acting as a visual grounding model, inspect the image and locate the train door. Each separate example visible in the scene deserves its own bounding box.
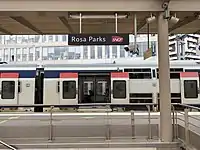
[0,73,19,104]
[79,74,110,103]
[111,72,129,104]
[180,72,200,104]
[59,73,78,105]
[95,76,110,103]
[82,77,95,103]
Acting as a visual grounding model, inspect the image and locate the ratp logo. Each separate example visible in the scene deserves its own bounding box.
[112,36,123,42]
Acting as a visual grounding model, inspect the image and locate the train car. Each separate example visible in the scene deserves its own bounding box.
[1,60,200,112]
[43,64,124,109]
[42,60,200,111]
[0,64,38,111]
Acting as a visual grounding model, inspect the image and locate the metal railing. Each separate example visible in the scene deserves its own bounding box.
[173,103,200,149]
[0,103,199,149]
[0,103,158,141]
[0,140,17,150]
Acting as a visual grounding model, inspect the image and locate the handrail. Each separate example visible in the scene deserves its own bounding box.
[0,140,17,150]
[176,103,200,111]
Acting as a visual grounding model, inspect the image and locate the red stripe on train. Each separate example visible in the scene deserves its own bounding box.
[111,72,129,78]
[1,73,19,78]
[60,73,78,78]
[180,72,198,77]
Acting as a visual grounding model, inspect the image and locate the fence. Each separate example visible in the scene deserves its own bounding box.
[173,104,200,149]
[0,103,199,149]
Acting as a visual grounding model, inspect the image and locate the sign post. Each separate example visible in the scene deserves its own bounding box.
[79,13,82,34]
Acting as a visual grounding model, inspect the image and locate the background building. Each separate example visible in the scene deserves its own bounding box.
[0,34,200,63]
[169,34,200,60]
[0,34,157,62]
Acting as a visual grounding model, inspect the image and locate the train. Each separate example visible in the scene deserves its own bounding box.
[0,60,200,112]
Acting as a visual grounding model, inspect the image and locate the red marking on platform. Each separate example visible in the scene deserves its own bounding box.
[60,73,78,78]
[1,73,19,78]
[111,72,129,78]
[180,72,198,78]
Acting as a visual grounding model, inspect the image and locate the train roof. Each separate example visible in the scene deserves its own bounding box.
[0,63,38,68]
[0,60,200,69]
[43,60,200,68]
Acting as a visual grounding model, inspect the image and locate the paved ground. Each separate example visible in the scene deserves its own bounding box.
[0,112,199,138]
[0,112,198,149]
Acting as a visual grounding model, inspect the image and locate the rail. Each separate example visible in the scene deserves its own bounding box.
[0,103,199,149]
[0,103,180,149]
[172,103,200,149]
[0,140,17,150]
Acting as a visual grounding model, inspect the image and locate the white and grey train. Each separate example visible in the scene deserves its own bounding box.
[0,60,200,111]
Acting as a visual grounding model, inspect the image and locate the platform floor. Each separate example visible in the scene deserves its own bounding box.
[0,112,198,149]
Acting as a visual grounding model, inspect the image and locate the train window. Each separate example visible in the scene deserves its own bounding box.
[157,67,182,79]
[1,81,15,99]
[170,73,180,79]
[152,70,156,78]
[185,69,200,73]
[157,73,180,79]
[124,68,151,72]
[129,73,151,79]
[62,81,76,99]
[113,80,126,98]
[184,80,198,98]
[96,82,103,95]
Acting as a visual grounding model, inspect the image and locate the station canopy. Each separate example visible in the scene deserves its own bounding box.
[0,0,199,35]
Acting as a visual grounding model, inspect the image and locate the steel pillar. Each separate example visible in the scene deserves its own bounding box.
[157,12,172,142]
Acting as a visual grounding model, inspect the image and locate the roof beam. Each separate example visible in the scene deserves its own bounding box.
[137,19,147,32]
[0,26,12,35]
[169,14,199,33]
[10,16,43,34]
[193,29,200,34]
[58,16,74,33]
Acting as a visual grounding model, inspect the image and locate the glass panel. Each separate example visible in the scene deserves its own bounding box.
[120,46,125,58]
[96,81,108,103]
[105,45,110,58]
[62,81,76,99]
[90,46,95,59]
[42,48,48,60]
[1,81,15,99]
[112,46,117,58]
[184,80,198,98]
[22,48,28,61]
[83,46,88,59]
[16,48,21,62]
[97,46,102,59]
[84,82,88,95]
[113,80,126,98]
[96,82,103,95]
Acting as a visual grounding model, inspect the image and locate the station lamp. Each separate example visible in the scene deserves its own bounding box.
[146,14,156,24]
[170,13,179,24]
[145,13,179,24]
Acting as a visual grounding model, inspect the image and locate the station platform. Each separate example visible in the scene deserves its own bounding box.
[0,110,198,150]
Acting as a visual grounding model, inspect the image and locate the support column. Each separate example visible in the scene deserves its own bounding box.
[157,12,172,142]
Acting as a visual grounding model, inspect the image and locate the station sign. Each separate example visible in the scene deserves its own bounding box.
[68,34,129,45]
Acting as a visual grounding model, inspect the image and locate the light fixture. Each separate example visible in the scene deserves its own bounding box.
[69,14,128,19]
[146,14,156,24]
[170,14,179,24]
